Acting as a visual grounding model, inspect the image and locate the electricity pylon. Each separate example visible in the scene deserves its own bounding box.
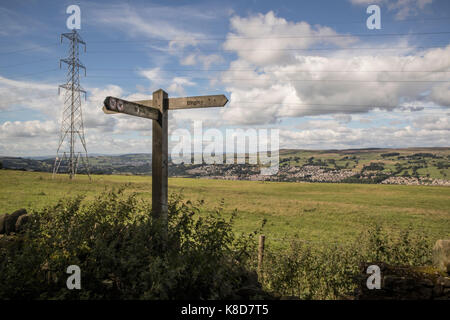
[53,29,91,180]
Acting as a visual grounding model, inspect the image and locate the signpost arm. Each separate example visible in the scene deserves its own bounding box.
[152,89,169,243]
[103,97,159,120]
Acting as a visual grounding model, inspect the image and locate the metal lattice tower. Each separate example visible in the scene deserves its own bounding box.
[53,29,91,180]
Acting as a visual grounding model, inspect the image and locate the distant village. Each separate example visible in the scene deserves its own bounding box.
[1,149,449,186]
[173,163,450,186]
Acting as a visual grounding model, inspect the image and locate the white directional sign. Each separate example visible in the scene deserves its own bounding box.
[134,94,228,110]
[101,89,228,247]
[103,95,228,119]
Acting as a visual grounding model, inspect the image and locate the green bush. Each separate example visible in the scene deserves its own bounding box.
[0,189,434,300]
[0,189,261,300]
[261,224,433,299]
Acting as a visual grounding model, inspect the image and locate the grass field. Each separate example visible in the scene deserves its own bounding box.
[1,170,449,246]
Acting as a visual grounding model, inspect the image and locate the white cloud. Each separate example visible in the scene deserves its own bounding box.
[0,75,58,115]
[388,0,433,19]
[218,11,450,126]
[223,11,357,66]
[0,7,46,37]
[349,0,434,19]
[333,114,352,124]
[413,115,449,130]
[349,0,384,4]
[114,117,151,134]
[91,3,206,48]
[82,85,124,131]
[279,114,449,150]
[0,120,57,138]
[180,54,197,66]
[181,53,224,68]
[167,77,196,96]
[0,74,156,155]
[88,1,223,65]
[430,84,450,107]
[1,8,448,156]
[138,68,161,83]
[137,67,197,96]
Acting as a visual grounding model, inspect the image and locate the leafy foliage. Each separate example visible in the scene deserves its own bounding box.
[0,188,435,300]
[261,224,433,299]
[0,189,260,300]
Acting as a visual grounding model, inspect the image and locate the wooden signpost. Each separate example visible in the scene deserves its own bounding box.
[102,89,228,242]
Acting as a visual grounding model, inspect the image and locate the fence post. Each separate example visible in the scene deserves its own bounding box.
[258,234,265,279]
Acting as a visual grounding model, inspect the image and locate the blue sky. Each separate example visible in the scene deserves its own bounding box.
[0,0,449,156]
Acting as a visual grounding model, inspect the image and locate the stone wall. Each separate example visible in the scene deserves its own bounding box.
[0,209,29,235]
[356,262,450,300]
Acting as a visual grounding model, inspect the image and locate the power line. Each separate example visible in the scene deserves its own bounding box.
[0,43,59,55]
[1,68,60,79]
[221,101,445,109]
[86,44,450,54]
[2,45,449,71]
[1,94,446,112]
[217,106,445,113]
[0,58,57,69]
[2,67,449,82]
[241,16,450,27]
[0,94,60,108]
[1,31,449,55]
[89,67,450,73]
[2,69,449,84]
[2,43,448,70]
[88,31,450,43]
[86,75,450,83]
[0,16,447,51]
[221,78,450,83]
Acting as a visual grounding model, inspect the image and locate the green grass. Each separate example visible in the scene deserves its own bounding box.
[1,170,449,247]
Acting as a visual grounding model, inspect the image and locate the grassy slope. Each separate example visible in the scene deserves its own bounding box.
[1,170,449,246]
[3,147,449,179]
[278,148,450,179]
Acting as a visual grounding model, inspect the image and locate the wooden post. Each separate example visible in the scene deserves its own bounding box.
[258,234,265,278]
[152,89,169,241]
[102,90,228,249]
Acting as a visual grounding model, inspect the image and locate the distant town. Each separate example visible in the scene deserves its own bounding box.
[2,148,449,186]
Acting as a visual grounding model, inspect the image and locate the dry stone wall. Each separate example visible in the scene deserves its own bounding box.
[357,262,450,300]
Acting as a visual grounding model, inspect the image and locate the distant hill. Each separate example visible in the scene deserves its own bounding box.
[0,153,152,175]
[1,147,449,184]
[22,153,127,160]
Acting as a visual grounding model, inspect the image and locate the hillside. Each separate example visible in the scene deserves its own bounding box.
[1,147,449,185]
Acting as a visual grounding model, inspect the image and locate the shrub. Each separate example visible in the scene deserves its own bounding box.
[362,162,385,172]
[0,190,435,300]
[0,189,261,300]
[261,224,433,299]
[381,152,400,158]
